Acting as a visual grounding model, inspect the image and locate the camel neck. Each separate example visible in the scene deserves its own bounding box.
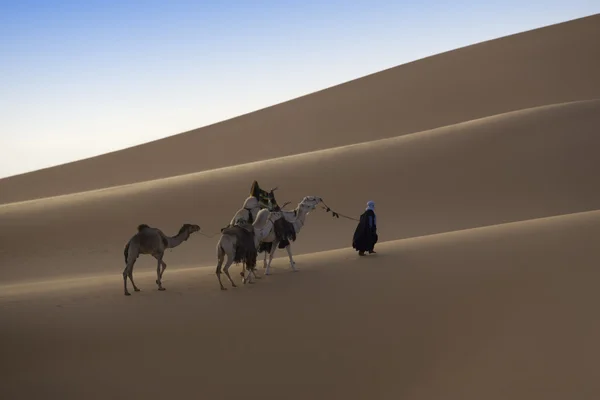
[291,208,308,232]
[167,232,188,248]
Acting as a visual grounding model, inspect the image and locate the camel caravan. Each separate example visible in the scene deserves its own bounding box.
[122,181,323,295]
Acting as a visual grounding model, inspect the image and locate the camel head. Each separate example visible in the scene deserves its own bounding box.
[178,223,201,240]
[299,196,322,212]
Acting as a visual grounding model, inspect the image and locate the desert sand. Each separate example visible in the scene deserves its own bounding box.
[1,14,600,400]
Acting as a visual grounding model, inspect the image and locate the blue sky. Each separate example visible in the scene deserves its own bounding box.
[1,0,598,178]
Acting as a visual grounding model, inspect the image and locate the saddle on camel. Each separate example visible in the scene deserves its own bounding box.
[250,181,297,252]
[220,221,257,269]
[222,181,296,252]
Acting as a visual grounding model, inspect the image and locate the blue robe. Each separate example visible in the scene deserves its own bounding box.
[352,209,378,252]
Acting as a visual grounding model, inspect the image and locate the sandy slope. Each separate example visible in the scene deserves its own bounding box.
[1,99,599,284]
[1,14,600,204]
[2,15,600,399]
[1,210,599,400]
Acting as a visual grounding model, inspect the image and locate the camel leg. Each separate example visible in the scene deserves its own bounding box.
[123,264,132,296]
[268,243,277,271]
[216,261,226,290]
[223,261,237,288]
[241,261,250,284]
[262,242,272,272]
[241,262,257,284]
[248,263,259,283]
[286,245,297,271]
[123,257,139,296]
[264,257,271,275]
[127,262,141,292]
[159,260,167,279]
[155,254,166,291]
[216,243,228,290]
[244,265,253,284]
[265,242,277,276]
[247,255,261,280]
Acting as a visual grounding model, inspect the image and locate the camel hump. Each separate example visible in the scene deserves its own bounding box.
[137,224,151,232]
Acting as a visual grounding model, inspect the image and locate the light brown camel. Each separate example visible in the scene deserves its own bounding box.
[122,223,200,296]
[216,208,281,290]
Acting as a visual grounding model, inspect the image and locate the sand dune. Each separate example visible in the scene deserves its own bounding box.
[1,99,599,284]
[1,14,599,204]
[2,209,599,399]
[2,15,600,399]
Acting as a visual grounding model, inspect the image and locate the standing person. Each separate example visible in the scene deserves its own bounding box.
[352,201,378,256]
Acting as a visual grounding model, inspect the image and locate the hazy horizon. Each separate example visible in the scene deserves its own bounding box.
[1,1,598,179]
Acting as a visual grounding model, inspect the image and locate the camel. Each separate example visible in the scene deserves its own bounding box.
[122,223,200,296]
[258,196,322,275]
[216,208,282,290]
[222,188,280,277]
[219,195,263,280]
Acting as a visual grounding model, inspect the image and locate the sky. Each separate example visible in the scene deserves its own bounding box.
[1,1,598,179]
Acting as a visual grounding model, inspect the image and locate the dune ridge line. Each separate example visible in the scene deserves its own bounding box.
[1,98,597,210]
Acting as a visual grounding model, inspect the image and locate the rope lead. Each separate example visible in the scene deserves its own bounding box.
[320,200,359,221]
